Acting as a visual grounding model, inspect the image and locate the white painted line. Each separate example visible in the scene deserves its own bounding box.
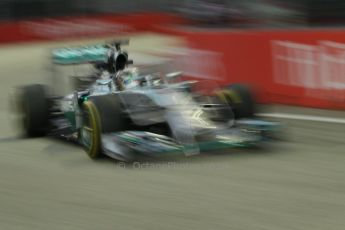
[257,113,345,124]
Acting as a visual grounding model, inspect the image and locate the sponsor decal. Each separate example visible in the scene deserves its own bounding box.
[272,40,345,101]
[176,48,225,80]
[148,47,225,80]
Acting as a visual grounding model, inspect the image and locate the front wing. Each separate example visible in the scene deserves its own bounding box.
[100,119,280,161]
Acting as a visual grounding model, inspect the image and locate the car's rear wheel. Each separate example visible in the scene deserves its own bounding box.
[17,84,49,137]
[80,95,125,159]
[216,84,255,119]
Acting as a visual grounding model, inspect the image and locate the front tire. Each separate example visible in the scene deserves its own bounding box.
[80,95,125,159]
[217,84,255,119]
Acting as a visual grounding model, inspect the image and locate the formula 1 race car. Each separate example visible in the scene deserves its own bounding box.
[13,39,279,161]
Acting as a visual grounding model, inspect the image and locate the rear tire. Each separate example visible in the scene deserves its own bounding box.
[18,84,49,137]
[80,95,125,159]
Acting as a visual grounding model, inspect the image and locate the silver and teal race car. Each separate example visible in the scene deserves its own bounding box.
[14,39,279,161]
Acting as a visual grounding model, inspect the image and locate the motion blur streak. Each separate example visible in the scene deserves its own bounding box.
[1,1,345,230]
[0,33,344,230]
[259,113,345,124]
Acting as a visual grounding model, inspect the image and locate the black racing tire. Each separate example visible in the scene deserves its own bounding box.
[18,84,49,137]
[80,94,125,159]
[217,84,255,119]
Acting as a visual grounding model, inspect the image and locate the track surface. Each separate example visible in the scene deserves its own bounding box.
[1,34,345,230]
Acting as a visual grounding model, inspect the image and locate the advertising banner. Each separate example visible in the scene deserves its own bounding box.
[155,26,345,109]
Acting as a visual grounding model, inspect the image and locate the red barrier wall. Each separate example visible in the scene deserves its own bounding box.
[1,13,344,109]
[0,13,184,43]
[154,26,345,110]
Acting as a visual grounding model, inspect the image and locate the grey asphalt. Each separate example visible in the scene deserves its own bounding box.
[0,34,344,230]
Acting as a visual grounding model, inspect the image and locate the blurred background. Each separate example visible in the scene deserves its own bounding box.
[0,0,345,27]
[0,1,345,230]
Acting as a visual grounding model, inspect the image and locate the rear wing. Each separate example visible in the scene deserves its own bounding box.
[52,39,130,65]
[52,45,108,65]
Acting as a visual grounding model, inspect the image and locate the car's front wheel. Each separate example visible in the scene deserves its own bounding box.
[80,95,125,159]
[216,84,256,119]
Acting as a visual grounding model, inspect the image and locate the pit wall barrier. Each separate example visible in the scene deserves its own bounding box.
[1,13,344,110]
[0,13,184,43]
[153,26,345,110]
